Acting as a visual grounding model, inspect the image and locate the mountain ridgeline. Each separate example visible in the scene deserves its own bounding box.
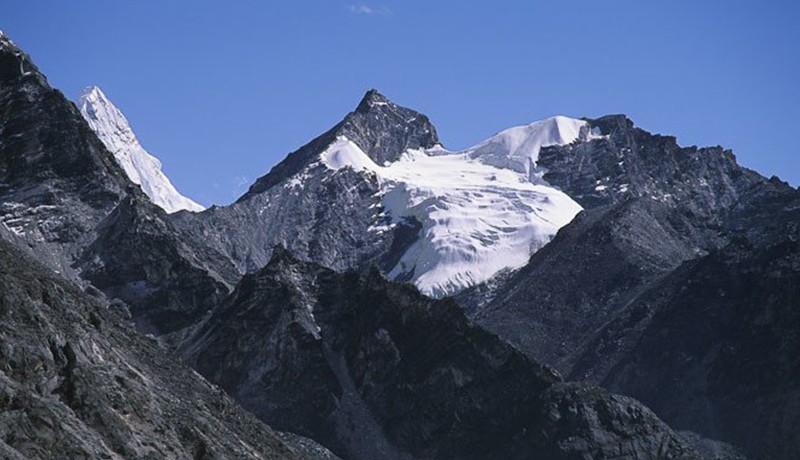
[1,28,796,459]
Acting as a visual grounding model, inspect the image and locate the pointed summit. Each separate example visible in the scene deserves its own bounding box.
[339,89,440,165]
[0,30,46,84]
[77,86,205,213]
[78,85,106,104]
[240,89,440,199]
[355,88,393,113]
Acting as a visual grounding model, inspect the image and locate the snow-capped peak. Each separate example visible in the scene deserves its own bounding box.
[464,116,601,180]
[77,86,204,213]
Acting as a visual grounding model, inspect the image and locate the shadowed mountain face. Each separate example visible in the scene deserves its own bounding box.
[465,115,800,459]
[180,249,702,460]
[0,238,336,460]
[605,238,800,457]
[465,198,711,370]
[0,33,128,277]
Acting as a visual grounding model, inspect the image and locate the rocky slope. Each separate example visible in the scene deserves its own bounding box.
[0,237,336,460]
[598,227,800,460]
[179,248,705,460]
[0,32,129,279]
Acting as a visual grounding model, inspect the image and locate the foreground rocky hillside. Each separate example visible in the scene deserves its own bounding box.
[179,248,706,460]
[0,238,337,459]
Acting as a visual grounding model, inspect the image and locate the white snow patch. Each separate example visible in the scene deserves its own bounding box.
[6,224,24,236]
[321,138,379,172]
[320,135,582,297]
[463,116,602,180]
[77,86,205,213]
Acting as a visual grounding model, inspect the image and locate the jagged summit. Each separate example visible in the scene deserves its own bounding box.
[338,88,440,164]
[354,88,393,112]
[76,86,204,213]
[587,114,635,135]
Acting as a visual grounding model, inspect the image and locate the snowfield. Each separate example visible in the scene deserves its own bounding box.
[77,86,204,213]
[464,115,603,180]
[320,117,587,297]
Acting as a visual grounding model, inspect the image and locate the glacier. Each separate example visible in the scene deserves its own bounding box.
[319,115,590,297]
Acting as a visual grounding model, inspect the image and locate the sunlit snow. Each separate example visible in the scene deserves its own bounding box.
[463,115,602,180]
[77,86,204,213]
[320,124,584,297]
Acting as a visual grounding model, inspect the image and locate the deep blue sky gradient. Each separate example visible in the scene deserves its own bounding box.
[3,1,798,205]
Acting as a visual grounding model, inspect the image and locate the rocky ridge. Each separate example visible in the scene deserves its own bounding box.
[180,248,704,460]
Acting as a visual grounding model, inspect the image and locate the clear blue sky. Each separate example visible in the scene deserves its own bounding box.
[2,1,798,205]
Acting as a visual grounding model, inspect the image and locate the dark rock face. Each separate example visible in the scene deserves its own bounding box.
[599,237,800,460]
[76,195,238,335]
[467,116,800,458]
[466,198,715,370]
[339,89,440,166]
[0,238,335,460]
[0,33,128,277]
[171,166,390,278]
[538,115,767,215]
[182,249,701,460]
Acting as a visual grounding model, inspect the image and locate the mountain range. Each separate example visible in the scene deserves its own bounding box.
[1,28,797,459]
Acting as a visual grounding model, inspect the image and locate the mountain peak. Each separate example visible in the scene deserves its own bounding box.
[76,86,205,213]
[339,89,440,165]
[465,115,599,179]
[240,89,440,199]
[0,30,46,85]
[78,85,105,104]
[355,88,393,113]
